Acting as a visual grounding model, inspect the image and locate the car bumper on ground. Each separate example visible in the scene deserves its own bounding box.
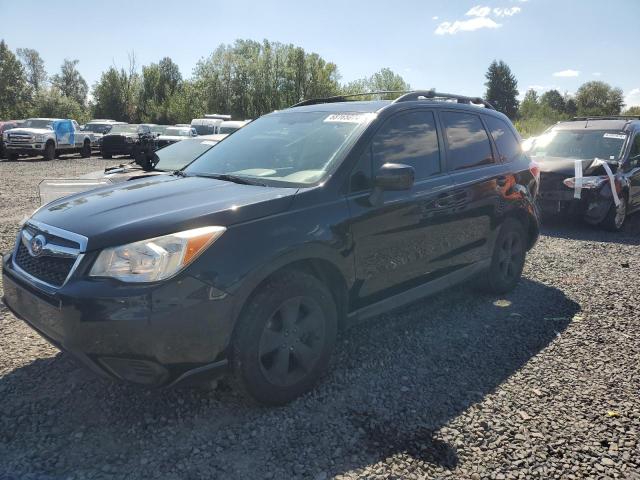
[537,188,612,224]
[1,253,234,387]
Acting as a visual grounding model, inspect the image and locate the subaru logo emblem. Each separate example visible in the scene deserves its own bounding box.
[30,234,46,257]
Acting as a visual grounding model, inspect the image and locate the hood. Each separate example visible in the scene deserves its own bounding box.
[535,156,619,176]
[6,127,52,136]
[31,174,297,251]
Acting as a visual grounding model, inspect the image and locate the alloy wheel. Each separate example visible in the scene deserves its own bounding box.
[258,296,326,387]
[497,231,523,282]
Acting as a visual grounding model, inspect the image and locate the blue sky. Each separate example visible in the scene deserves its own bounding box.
[2,0,639,106]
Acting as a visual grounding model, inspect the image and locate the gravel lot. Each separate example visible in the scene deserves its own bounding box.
[1,154,639,480]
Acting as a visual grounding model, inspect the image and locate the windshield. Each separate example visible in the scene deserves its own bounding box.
[150,125,168,135]
[154,138,218,171]
[83,123,113,134]
[185,111,373,186]
[109,124,139,135]
[531,130,628,161]
[23,119,53,129]
[219,126,239,134]
[192,124,216,135]
[164,127,192,137]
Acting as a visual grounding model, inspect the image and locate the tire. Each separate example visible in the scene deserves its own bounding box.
[43,142,55,161]
[102,153,112,159]
[477,218,526,294]
[231,270,338,405]
[601,195,627,232]
[80,140,91,158]
[7,152,18,161]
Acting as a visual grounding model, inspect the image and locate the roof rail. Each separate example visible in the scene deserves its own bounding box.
[290,91,410,108]
[394,90,496,110]
[572,116,640,121]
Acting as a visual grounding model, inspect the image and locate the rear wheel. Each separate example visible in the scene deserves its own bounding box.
[80,140,91,158]
[231,270,337,405]
[43,142,55,161]
[477,218,526,294]
[601,195,627,232]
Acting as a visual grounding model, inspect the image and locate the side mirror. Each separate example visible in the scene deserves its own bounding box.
[374,163,415,191]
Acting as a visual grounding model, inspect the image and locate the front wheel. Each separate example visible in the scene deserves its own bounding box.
[43,143,55,161]
[231,270,338,405]
[601,196,627,232]
[80,141,91,158]
[476,218,526,294]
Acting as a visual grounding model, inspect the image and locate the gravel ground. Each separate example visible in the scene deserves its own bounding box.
[1,155,639,480]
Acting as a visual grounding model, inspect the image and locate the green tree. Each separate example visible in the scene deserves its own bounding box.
[17,47,47,93]
[575,81,624,116]
[138,57,182,123]
[193,39,340,119]
[51,59,88,105]
[0,40,32,119]
[92,54,140,122]
[342,68,410,100]
[540,89,565,114]
[484,60,519,119]
[34,87,88,123]
[623,106,640,116]
[519,89,539,119]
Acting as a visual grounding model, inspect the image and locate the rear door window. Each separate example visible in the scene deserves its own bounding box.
[441,111,494,171]
[372,110,441,181]
[483,115,522,162]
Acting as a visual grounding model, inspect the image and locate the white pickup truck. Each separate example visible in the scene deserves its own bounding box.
[2,118,93,160]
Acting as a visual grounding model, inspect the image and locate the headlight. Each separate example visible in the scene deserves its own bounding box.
[125,136,134,143]
[563,176,608,189]
[35,134,46,142]
[89,226,226,282]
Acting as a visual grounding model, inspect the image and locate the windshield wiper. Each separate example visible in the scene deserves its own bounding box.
[192,173,266,186]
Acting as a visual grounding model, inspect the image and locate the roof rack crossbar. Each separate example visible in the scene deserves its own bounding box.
[572,116,640,121]
[290,91,410,108]
[393,90,495,110]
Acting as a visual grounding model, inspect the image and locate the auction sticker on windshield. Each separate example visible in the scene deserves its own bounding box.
[324,113,375,123]
[603,133,626,140]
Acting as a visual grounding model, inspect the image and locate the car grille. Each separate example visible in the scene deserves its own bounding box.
[14,243,76,287]
[7,133,33,144]
[13,223,85,288]
[102,135,127,147]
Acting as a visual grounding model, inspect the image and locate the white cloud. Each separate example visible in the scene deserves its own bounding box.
[466,5,492,17]
[553,69,580,77]
[432,15,439,20]
[435,17,502,35]
[592,72,602,77]
[435,4,521,35]
[493,6,521,16]
[625,88,640,107]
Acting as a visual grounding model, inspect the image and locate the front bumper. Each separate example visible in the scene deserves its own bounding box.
[101,144,134,156]
[537,188,612,224]
[2,253,234,387]
[6,144,46,156]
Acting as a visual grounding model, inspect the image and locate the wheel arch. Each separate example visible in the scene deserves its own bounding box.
[504,207,538,251]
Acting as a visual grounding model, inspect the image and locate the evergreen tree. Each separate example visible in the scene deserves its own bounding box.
[484,60,519,119]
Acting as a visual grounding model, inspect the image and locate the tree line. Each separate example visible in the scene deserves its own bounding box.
[1,38,638,137]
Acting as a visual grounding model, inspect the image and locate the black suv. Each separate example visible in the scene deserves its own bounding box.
[2,91,540,405]
[532,116,640,230]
